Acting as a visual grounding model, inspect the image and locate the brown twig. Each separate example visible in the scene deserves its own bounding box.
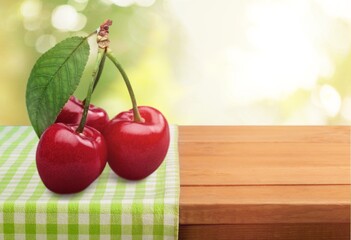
[97,19,113,49]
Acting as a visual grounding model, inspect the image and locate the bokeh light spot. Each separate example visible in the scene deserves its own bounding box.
[100,0,113,5]
[135,0,155,7]
[110,0,134,7]
[20,0,42,19]
[101,0,154,7]
[319,0,351,21]
[68,0,89,11]
[35,34,56,53]
[74,14,87,31]
[74,0,88,3]
[341,97,351,120]
[319,84,341,117]
[23,19,41,31]
[51,5,86,31]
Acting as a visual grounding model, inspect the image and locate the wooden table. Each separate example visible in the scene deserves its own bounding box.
[178,126,350,240]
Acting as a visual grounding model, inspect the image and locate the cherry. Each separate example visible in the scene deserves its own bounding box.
[102,46,170,180]
[36,44,109,194]
[103,106,170,180]
[56,96,109,133]
[36,123,107,194]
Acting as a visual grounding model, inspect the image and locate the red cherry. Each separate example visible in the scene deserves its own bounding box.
[56,96,109,133]
[103,106,170,180]
[36,123,107,194]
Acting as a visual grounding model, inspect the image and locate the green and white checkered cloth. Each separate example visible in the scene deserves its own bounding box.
[0,125,179,240]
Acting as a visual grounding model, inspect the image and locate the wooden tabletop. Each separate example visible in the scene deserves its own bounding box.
[178,126,351,240]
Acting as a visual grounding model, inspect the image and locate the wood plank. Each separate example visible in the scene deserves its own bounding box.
[180,203,349,224]
[179,127,350,185]
[179,224,350,240]
[180,166,350,185]
[180,185,350,224]
[182,155,348,167]
[179,126,350,143]
[178,126,351,238]
[180,142,348,157]
[180,185,350,205]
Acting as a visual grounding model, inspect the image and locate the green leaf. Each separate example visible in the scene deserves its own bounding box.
[26,36,90,137]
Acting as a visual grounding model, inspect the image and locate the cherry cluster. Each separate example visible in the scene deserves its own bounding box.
[35,20,170,194]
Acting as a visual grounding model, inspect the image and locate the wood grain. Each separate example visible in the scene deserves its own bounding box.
[180,166,350,185]
[178,126,351,239]
[180,186,350,224]
[179,126,350,186]
[180,185,350,205]
[179,224,351,240]
[179,126,350,143]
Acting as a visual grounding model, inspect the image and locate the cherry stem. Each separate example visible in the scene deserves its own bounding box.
[106,49,143,123]
[83,49,107,102]
[77,49,105,133]
[93,50,107,92]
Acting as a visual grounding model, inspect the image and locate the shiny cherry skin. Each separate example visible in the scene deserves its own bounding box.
[103,106,170,180]
[55,96,109,133]
[36,123,107,194]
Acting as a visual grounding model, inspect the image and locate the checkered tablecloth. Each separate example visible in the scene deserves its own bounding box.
[0,125,179,240]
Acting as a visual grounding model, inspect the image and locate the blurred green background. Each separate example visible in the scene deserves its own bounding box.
[2,0,351,125]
